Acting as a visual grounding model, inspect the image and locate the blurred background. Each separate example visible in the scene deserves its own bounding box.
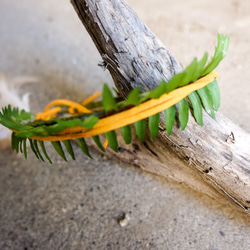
[0,0,250,249]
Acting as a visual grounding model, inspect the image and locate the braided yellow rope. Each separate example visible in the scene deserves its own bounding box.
[29,70,219,142]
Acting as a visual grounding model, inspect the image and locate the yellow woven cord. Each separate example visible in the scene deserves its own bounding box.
[103,138,109,149]
[36,107,62,121]
[35,92,101,121]
[44,99,91,114]
[81,91,101,106]
[30,70,219,141]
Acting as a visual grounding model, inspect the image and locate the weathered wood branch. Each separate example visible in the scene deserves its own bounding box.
[71,0,250,213]
[71,0,182,96]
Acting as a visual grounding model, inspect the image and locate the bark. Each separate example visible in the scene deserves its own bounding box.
[71,0,182,97]
[71,0,250,214]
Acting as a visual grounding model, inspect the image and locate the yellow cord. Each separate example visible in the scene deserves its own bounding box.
[35,92,101,121]
[81,92,101,106]
[30,70,219,142]
[103,138,109,149]
[36,107,61,121]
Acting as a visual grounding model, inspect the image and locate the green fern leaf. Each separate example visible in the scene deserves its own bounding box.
[188,91,203,126]
[202,34,229,75]
[16,116,99,138]
[148,81,167,99]
[29,139,40,160]
[206,79,220,111]
[105,130,118,152]
[192,52,208,81]
[135,119,146,142]
[16,126,49,138]
[62,140,75,160]
[177,99,189,130]
[33,140,45,162]
[121,125,132,144]
[57,116,99,129]
[23,139,28,159]
[164,106,176,135]
[0,113,32,132]
[165,71,187,93]
[0,106,32,131]
[102,84,118,113]
[197,87,215,119]
[178,58,198,87]
[39,141,53,164]
[51,141,67,161]
[76,138,92,158]
[11,133,19,153]
[149,113,160,139]
[19,138,23,153]
[125,87,141,106]
[92,135,105,152]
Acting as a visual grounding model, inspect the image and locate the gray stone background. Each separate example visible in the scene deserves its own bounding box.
[0,0,250,249]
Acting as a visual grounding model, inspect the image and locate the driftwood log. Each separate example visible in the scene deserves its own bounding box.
[71,0,250,213]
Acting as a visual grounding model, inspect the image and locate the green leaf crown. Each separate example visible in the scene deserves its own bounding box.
[0,34,229,163]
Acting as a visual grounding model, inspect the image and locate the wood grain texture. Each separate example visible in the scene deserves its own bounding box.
[71,0,182,97]
[71,0,250,213]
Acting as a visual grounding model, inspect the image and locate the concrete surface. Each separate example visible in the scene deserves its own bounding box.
[1,0,250,249]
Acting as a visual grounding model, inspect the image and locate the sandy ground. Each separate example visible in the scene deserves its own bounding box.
[0,0,250,249]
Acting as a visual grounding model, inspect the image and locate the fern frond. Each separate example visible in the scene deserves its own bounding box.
[105,130,118,152]
[92,135,105,152]
[188,91,203,126]
[135,119,146,142]
[0,34,229,162]
[149,113,160,139]
[177,99,189,130]
[121,125,132,144]
[76,138,93,159]
[164,106,176,135]
[51,141,67,161]
[39,141,53,163]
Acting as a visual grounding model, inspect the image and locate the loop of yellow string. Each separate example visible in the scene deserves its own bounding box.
[29,71,219,141]
[81,92,101,106]
[35,92,101,121]
[36,107,62,121]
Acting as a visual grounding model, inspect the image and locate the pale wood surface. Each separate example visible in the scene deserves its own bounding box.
[71,0,182,97]
[72,0,250,213]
